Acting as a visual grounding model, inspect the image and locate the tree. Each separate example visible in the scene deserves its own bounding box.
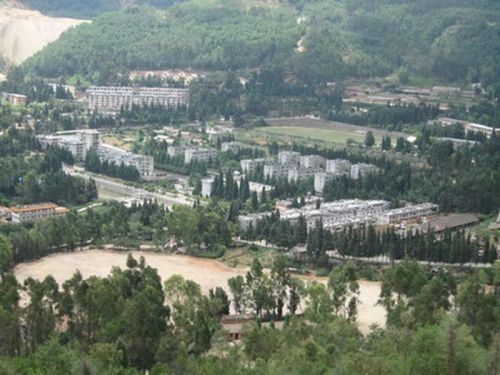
[364,131,375,147]
[228,275,245,314]
[0,235,13,278]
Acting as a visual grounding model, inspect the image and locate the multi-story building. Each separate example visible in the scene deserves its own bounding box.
[184,147,216,164]
[351,163,379,179]
[38,130,100,162]
[97,144,154,176]
[87,86,190,112]
[167,145,188,158]
[8,203,69,224]
[300,155,325,169]
[314,172,335,195]
[278,151,301,165]
[377,203,439,225]
[239,199,391,233]
[264,162,294,179]
[1,92,28,106]
[248,182,274,199]
[201,177,215,198]
[288,167,323,183]
[221,142,241,153]
[240,158,266,174]
[239,212,272,231]
[326,159,351,175]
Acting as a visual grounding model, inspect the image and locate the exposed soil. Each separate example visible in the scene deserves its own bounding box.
[14,249,385,333]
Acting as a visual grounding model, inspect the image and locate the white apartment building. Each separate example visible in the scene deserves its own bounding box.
[351,163,379,179]
[377,203,439,225]
[264,162,294,179]
[278,151,301,165]
[38,130,100,162]
[314,172,335,195]
[288,167,323,183]
[87,86,190,112]
[240,158,266,173]
[326,159,351,175]
[248,182,274,198]
[201,177,215,197]
[97,144,154,177]
[221,142,241,153]
[239,199,391,233]
[300,155,326,169]
[167,145,189,158]
[184,147,217,164]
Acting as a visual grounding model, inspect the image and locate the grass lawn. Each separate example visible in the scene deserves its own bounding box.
[254,126,368,144]
[221,246,281,268]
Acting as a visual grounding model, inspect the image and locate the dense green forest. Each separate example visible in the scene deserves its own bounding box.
[0,250,498,374]
[22,0,187,18]
[18,0,500,87]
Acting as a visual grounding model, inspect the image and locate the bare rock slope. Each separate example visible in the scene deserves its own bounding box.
[0,1,87,67]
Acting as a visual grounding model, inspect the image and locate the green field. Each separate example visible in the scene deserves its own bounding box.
[254,126,368,144]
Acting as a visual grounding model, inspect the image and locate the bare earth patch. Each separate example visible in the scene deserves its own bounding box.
[14,249,385,333]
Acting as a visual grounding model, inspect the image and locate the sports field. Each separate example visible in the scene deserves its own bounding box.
[254,126,366,144]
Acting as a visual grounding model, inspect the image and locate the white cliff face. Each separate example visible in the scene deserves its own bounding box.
[0,2,88,67]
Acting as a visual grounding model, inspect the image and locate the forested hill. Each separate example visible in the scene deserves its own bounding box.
[21,0,188,18]
[19,0,500,87]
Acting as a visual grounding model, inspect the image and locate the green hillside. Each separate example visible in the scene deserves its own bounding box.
[22,0,188,18]
[19,0,500,86]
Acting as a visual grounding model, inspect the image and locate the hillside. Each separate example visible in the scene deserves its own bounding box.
[0,2,87,68]
[18,0,500,86]
[22,0,188,18]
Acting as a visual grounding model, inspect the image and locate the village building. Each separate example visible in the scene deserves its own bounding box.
[6,203,69,224]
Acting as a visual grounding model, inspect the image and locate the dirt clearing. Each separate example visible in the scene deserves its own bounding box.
[14,249,385,333]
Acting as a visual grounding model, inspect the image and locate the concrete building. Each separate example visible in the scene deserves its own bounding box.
[167,145,188,158]
[351,163,379,179]
[248,182,274,198]
[326,159,351,175]
[436,137,480,150]
[221,142,241,153]
[377,203,439,225]
[314,172,335,195]
[240,158,266,174]
[184,147,217,164]
[420,213,479,233]
[300,155,325,169]
[278,151,301,165]
[38,130,100,162]
[87,86,189,112]
[288,167,323,183]
[1,92,28,106]
[97,144,154,177]
[239,212,272,231]
[264,162,294,179]
[435,118,500,137]
[239,199,390,233]
[8,203,69,224]
[201,177,215,198]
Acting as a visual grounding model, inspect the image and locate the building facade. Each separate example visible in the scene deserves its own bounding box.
[184,148,217,164]
[278,151,301,165]
[326,159,351,175]
[87,86,190,112]
[351,163,379,179]
[8,203,69,224]
[300,155,325,169]
[97,144,154,176]
[240,158,266,173]
[38,130,100,162]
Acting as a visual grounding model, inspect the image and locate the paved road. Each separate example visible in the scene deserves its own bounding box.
[64,166,194,208]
